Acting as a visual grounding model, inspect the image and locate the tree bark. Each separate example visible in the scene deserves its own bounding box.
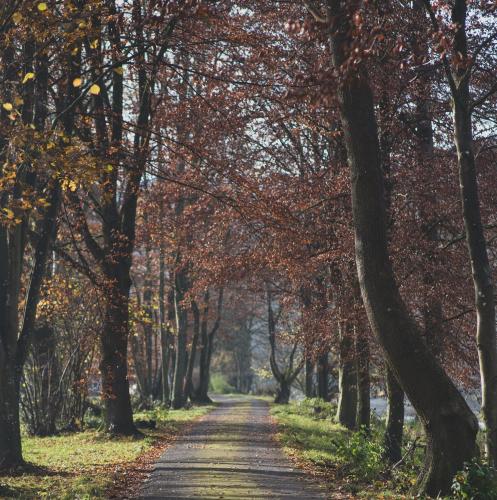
[0,365,22,468]
[326,1,478,494]
[184,301,201,400]
[317,352,330,401]
[195,289,223,404]
[448,0,497,465]
[383,366,404,464]
[100,283,136,435]
[336,322,357,430]
[195,313,213,404]
[356,329,370,430]
[305,358,315,398]
[171,275,188,409]
[275,380,291,404]
[159,252,171,405]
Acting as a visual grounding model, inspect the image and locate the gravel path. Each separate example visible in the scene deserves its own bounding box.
[139,396,327,499]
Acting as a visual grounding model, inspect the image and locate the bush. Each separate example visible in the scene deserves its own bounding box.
[337,428,385,481]
[209,373,235,394]
[296,398,337,419]
[452,460,497,499]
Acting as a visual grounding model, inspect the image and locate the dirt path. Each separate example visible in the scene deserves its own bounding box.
[139,396,327,499]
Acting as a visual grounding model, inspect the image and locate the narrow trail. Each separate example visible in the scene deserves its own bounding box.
[139,396,327,499]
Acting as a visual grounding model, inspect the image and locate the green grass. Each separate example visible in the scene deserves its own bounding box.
[0,405,213,499]
[270,399,421,498]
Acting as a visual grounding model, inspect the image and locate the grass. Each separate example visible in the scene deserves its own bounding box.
[0,405,213,499]
[270,398,423,499]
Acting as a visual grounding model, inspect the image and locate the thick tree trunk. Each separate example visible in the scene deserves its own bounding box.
[195,333,213,404]
[383,366,404,463]
[0,366,22,468]
[305,358,315,398]
[275,380,291,404]
[326,1,478,494]
[317,352,330,401]
[100,286,136,435]
[336,323,357,429]
[356,331,370,430]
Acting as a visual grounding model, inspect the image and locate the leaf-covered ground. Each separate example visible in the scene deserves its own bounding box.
[0,405,213,499]
[270,399,425,499]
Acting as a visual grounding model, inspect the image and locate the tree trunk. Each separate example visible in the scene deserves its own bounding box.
[317,352,330,401]
[0,365,22,468]
[184,302,200,400]
[326,1,478,494]
[171,311,188,409]
[305,358,315,398]
[159,249,170,405]
[274,380,291,404]
[194,289,223,404]
[356,330,370,430]
[143,283,154,399]
[448,0,497,464]
[383,366,404,463]
[100,285,136,435]
[196,331,214,404]
[172,271,188,409]
[336,323,357,430]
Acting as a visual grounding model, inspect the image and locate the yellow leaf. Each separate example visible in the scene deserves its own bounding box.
[71,47,79,55]
[37,2,48,12]
[14,97,24,106]
[2,103,13,111]
[12,12,22,24]
[72,77,82,88]
[105,164,114,172]
[22,72,35,84]
[90,39,99,49]
[89,84,101,95]
[3,208,15,220]
[113,67,124,75]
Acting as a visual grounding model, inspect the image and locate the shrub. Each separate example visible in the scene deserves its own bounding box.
[452,460,497,499]
[337,428,385,481]
[209,373,235,394]
[296,398,337,419]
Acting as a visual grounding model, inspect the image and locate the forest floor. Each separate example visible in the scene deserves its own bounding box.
[139,395,327,499]
[0,405,213,499]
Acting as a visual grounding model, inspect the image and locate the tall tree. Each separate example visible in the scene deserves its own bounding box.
[322,0,478,494]
[422,0,497,466]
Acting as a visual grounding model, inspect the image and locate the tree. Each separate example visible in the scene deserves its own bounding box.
[323,0,478,494]
[421,0,497,466]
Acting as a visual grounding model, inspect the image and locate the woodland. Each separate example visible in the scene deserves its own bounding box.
[1,0,497,499]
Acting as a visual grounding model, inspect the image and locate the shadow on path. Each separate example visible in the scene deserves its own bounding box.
[139,396,327,499]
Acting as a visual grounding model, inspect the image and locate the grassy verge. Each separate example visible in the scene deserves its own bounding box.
[0,405,213,499]
[270,398,423,499]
